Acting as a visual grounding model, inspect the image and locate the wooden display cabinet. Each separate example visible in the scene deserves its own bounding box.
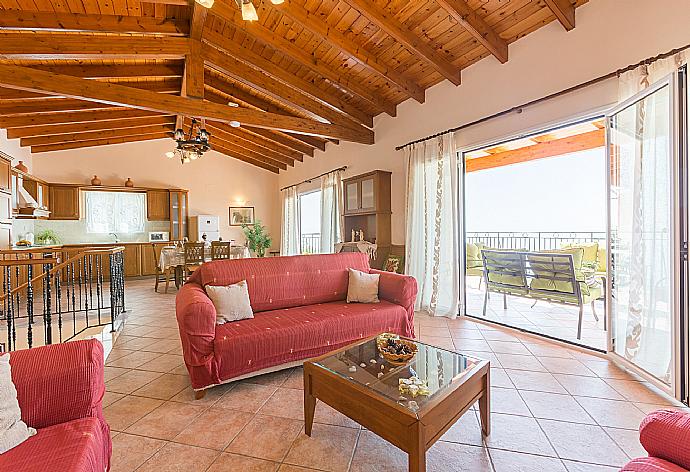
[169,190,189,240]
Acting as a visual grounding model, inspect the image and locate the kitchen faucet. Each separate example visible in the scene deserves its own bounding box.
[109,233,120,243]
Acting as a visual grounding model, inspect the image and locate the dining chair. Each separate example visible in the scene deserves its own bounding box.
[151,243,172,293]
[183,242,205,281]
[211,241,232,260]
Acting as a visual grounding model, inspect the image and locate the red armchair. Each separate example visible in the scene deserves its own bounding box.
[622,409,690,471]
[0,339,112,472]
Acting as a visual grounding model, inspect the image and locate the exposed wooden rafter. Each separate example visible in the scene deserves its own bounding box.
[30,133,171,154]
[544,0,576,31]
[435,0,508,63]
[20,124,175,147]
[343,0,461,86]
[6,116,175,139]
[0,64,374,143]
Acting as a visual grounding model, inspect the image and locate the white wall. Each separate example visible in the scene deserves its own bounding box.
[31,138,280,246]
[278,0,690,244]
[0,129,34,172]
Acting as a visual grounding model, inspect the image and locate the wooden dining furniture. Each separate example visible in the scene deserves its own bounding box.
[183,242,205,281]
[210,241,232,260]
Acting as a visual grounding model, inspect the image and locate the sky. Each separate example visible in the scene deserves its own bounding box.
[464,147,607,233]
[299,190,321,234]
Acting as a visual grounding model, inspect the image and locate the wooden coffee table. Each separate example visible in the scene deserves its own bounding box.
[303,335,490,472]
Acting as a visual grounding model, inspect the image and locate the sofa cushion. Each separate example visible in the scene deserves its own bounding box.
[206,280,254,324]
[188,253,371,313]
[562,242,599,267]
[0,353,35,454]
[621,457,688,472]
[466,242,483,268]
[0,417,109,472]
[347,269,380,303]
[213,300,412,384]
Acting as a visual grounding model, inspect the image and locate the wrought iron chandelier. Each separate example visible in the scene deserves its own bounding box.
[166,119,211,164]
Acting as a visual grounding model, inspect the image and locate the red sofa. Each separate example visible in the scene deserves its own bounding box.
[622,409,690,471]
[176,252,417,391]
[0,339,111,472]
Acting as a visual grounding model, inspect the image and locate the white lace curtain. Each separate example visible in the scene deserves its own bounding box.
[404,132,463,318]
[280,186,300,256]
[320,169,343,253]
[85,191,145,234]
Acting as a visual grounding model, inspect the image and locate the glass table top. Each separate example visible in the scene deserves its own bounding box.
[313,335,484,416]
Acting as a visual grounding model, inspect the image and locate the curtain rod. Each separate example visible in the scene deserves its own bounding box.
[280,166,348,192]
[395,42,690,151]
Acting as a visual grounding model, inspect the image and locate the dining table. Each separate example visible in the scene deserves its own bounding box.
[158,244,251,289]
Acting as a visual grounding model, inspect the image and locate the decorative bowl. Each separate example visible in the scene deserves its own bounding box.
[376,334,418,365]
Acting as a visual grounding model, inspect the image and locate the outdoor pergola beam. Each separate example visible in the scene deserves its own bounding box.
[343,0,461,86]
[6,116,176,139]
[265,2,424,108]
[466,129,603,173]
[0,11,189,35]
[544,0,576,31]
[0,33,191,59]
[435,0,508,63]
[0,64,374,143]
[30,132,171,153]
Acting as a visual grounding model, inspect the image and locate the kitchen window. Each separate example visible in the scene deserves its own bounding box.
[85,191,146,234]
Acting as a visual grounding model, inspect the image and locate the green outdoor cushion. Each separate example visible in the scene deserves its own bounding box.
[528,247,585,294]
[597,247,607,273]
[466,242,484,268]
[562,242,599,267]
[487,273,524,287]
[541,247,585,270]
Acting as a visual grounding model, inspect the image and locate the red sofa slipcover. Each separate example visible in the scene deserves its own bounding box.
[175,253,417,391]
[622,409,690,472]
[0,339,111,472]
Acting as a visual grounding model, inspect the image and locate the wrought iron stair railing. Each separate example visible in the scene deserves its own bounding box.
[0,246,126,352]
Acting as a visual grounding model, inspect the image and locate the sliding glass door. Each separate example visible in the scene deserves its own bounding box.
[607,75,678,388]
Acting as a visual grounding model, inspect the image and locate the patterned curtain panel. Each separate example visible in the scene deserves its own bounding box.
[320,169,343,254]
[281,186,301,256]
[404,132,463,318]
[85,191,145,234]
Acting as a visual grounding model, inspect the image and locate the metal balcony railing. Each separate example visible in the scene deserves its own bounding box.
[466,232,606,251]
[0,246,126,352]
[300,233,321,254]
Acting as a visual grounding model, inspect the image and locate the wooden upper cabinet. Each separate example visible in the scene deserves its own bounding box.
[146,189,170,221]
[169,190,188,240]
[0,155,11,195]
[342,170,391,216]
[49,184,80,220]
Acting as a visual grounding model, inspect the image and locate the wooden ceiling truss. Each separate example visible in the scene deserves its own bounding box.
[0,0,586,173]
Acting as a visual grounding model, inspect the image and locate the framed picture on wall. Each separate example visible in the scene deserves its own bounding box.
[229,206,255,226]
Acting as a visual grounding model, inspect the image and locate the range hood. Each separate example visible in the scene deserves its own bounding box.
[16,184,50,219]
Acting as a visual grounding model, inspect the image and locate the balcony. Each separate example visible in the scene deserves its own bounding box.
[300,233,321,254]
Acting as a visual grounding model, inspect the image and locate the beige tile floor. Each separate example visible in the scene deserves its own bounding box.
[105,278,689,472]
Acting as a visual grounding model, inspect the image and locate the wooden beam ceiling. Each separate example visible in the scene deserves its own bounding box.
[6,116,175,139]
[0,33,191,59]
[435,0,508,64]
[23,63,183,79]
[20,124,175,147]
[30,132,171,154]
[0,109,168,128]
[544,0,576,31]
[0,11,188,35]
[343,0,461,86]
[0,64,373,143]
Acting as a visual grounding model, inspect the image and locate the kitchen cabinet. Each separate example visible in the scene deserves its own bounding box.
[49,184,80,220]
[141,243,166,276]
[146,190,170,221]
[123,244,141,278]
[342,170,391,215]
[169,190,188,240]
[0,156,11,195]
[23,180,49,210]
[0,194,11,224]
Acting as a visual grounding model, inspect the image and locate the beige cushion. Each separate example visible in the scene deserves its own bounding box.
[0,354,36,454]
[206,280,254,324]
[346,268,380,303]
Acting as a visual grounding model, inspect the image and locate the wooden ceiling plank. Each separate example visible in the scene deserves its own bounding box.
[0,63,374,143]
[0,108,168,128]
[544,0,576,31]
[20,124,175,146]
[268,3,425,107]
[231,127,303,162]
[21,63,184,79]
[0,99,117,115]
[1,79,183,100]
[0,32,191,59]
[204,29,375,127]
[30,132,171,153]
[210,134,290,170]
[212,143,281,173]
[435,0,508,63]
[285,132,327,152]
[242,127,314,158]
[202,46,368,134]
[207,7,398,115]
[206,123,295,166]
[6,116,175,139]
[343,0,461,85]
[0,10,189,35]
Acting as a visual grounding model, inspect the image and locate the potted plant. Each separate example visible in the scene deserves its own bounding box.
[36,229,61,246]
[241,221,271,258]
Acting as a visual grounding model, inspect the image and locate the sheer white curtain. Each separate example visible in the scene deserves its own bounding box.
[404,132,463,318]
[85,191,145,234]
[280,186,300,256]
[320,169,343,253]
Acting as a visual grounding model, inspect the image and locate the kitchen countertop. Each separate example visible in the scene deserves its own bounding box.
[5,241,172,251]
